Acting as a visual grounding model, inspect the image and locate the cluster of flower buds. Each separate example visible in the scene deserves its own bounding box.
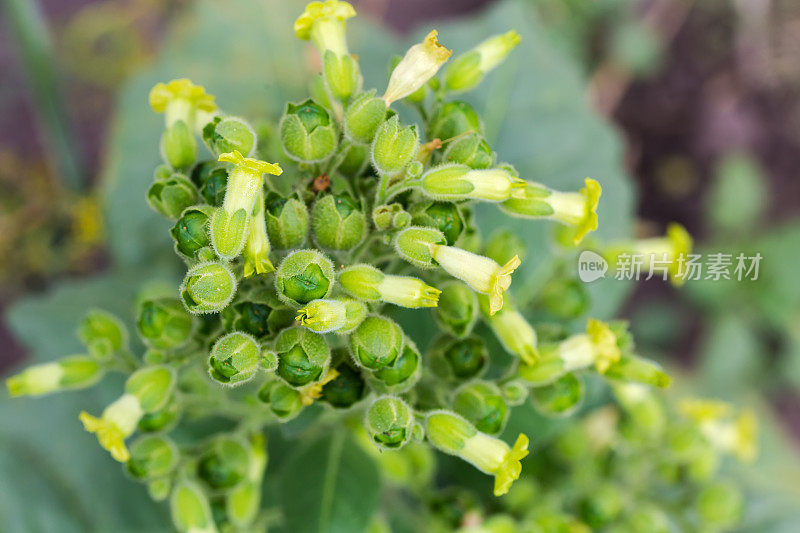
[5,2,719,530]
[412,392,754,532]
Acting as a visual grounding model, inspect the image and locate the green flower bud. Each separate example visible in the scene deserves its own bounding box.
[202,116,256,156]
[372,203,410,231]
[137,403,180,433]
[275,249,335,307]
[696,481,743,529]
[420,164,525,202]
[199,167,228,206]
[334,141,370,177]
[365,396,414,449]
[311,193,366,250]
[349,315,404,370]
[427,487,481,529]
[225,434,267,528]
[321,361,366,408]
[126,435,179,480]
[603,354,671,388]
[160,120,197,169]
[483,228,526,266]
[147,173,198,220]
[221,300,271,338]
[443,133,495,169]
[258,380,304,420]
[433,281,478,338]
[444,31,521,94]
[208,332,260,386]
[393,226,447,268]
[371,115,419,176]
[6,355,104,397]
[264,192,309,249]
[260,348,279,372]
[431,335,489,380]
[323,49,361,101]
[197,436,250,490]
[578,482,624,528]
[625,504,670,533]
[137,297,195,350]
[344,90,387,144]
[280,99,338,162]
[372,339,421,392]
[500,380,529,406]
[147,478,172,502]
[170,205,214,260]
[430,101,482,141]
[339,264,441,308]
[180,262,237,314]
[452,381,509,435]
[531,373,584,417]
[274,326,331,387]
[410,200,465,246]
[170,481,215,533]
[613,383,666,439]
[126,365,176,412]
[77,309,127,359]
[211,150,282,259]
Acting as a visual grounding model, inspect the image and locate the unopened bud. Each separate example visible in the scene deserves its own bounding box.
[180,262,237,314]
[365,396,414,449]
[275,249,335,307]
[371,115,419,176]
[280,99,338,162]
[311,193,366,250]
[208,332,261,386]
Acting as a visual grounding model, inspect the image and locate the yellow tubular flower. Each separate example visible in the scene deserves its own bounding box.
[425,411,529,496]
[383,30,452,106]
[502,178,601,245]
[294,1,356,56]
[430,245,520,315]
[621,222,693,286]
[148,78,216,127]
[79,393,144,462]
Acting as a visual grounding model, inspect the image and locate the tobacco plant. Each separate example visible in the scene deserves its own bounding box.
[6,2,754,531]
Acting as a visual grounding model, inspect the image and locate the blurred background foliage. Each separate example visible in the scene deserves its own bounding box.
[1,0,800,530]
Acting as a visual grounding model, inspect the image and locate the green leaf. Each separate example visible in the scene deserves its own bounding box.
[707,152,768,237]
[278,430,381,533]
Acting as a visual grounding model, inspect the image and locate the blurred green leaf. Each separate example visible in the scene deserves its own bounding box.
[279,430,381,533]
[697,313,764,397]
[707,152,768,237]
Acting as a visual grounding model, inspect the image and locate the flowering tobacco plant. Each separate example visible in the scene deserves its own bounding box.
[6,1,753,531]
